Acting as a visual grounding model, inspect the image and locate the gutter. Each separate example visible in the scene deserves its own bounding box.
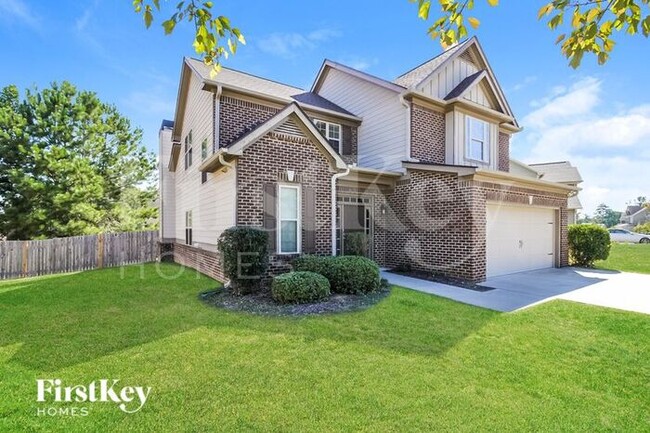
[331,166,351,255]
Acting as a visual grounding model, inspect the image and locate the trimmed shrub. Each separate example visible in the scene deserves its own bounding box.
[217,226,269,295]
[293,254,381,294]
[568,224,611,267]
[271,271,331,304]
[634,222,650,234]
[343,232,369,257]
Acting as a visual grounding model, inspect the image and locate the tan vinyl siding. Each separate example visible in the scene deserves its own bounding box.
[173,71,235,250]
[159,127,176,240]
[317,68,406,171]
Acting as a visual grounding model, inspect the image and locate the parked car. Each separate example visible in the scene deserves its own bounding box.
[608,229,650,243]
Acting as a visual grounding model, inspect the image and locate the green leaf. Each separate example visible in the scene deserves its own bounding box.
[418,0,431,20]
[144,10,153,29]
[555,33,566,44]
[468,17,480,29]
[487,0,498,6]
[162,19,176,35]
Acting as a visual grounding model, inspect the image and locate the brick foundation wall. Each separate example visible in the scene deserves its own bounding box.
[171,242,225,282]
[385,169,569,282]
[236,128,334,270]
[498,132,510,172]
[410,104,446,164]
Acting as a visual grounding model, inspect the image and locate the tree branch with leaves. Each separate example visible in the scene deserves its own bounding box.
[411,0,650,67]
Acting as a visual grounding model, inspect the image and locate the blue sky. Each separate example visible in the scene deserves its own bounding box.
[1,0,648,215]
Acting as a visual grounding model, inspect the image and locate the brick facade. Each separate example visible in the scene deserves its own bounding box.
[498,132,510,172]
[385,169,569,282]
[219,96,279,147]
[236,126,335,272]
[171,242,226,282]
[410,104,446,163]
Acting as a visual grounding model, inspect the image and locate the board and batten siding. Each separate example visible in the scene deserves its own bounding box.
[317,68,407,171]
[417,57,495,110]
[173,71,236,251]
[445,110,498,170]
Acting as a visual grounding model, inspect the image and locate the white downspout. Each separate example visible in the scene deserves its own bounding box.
[399,92,412,161]
[217,152,234,170]
[331,166,351,256]
[214,85,222,152]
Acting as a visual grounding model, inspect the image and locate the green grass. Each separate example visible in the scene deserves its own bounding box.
[595,242,650,274]
[1,264,648,432]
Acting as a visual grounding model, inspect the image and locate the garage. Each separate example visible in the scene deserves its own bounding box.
[486,204,556,277]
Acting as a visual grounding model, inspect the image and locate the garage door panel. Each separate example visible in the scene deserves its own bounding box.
[487,204,555,277]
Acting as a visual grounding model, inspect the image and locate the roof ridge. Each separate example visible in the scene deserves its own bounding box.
[187,57,304,91]
[394,38,472,80]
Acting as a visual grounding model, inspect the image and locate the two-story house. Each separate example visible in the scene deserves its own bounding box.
[159,37,577,283]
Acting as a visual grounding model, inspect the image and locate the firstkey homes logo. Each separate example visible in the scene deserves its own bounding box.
[36,379,151,416]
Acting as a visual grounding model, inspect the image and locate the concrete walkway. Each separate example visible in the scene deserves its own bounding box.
[382,267,650,315]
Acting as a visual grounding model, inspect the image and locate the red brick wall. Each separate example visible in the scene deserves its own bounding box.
[236,128,335,270]
[410,104,446,163]
[385,169,569,282]
[498,132,510,172]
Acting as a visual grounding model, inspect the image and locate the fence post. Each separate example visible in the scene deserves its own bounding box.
[22,241,29,277]
[97,233,104,269]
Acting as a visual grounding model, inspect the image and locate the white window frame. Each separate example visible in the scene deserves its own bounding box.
[314,119,342,153]
[465,116,490,163]
[185,210,193,245]
[277,184,301,254]
[184,129,193,170]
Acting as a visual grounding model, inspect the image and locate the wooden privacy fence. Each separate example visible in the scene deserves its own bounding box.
[0,231,159,280]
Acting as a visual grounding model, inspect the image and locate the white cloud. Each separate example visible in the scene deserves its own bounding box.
[517,76,650,215]
[0,0,39,29]
[511,75,537,92]
[257,28,341,59]
[122,90,175,117]
[75,8,92,32]
[335,56,378,71]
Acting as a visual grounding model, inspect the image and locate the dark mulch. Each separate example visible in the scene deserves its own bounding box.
[200,284,392,316]
[388,270,495,292]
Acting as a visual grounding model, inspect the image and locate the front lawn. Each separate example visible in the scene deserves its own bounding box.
[595,242,650,274]
[1,264,648,432]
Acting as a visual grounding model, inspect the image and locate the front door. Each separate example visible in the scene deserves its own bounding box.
[336,198,372,258]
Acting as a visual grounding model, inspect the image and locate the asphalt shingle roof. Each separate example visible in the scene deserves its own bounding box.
[444,70,484,100]
[186,58,355,117]
[529,161,583,183]
[394,39,471,88]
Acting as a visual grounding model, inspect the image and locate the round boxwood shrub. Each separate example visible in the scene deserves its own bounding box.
[217,226,269,295]
[343,232,369,257]
[271,271,331,304]
[568,224,611,267]
[293,255,381,294]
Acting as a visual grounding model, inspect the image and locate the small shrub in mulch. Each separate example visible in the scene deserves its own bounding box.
[201,279,390,316]
[293,255,381,294]
[271,271,330,304]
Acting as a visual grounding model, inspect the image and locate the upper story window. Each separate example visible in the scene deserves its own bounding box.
[278,184,301,254]
[184,130,193,170]
[465,116,489,163]
[201,138,208,160]
[314,119,341,152]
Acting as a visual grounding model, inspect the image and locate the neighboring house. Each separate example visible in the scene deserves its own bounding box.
[620,205,649,225]
[159,37,577,283]
[510,160,583,224]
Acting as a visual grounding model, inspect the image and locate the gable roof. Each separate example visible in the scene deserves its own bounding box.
[528,161,583,184]
[394,39,471,88]
[183,58,359,119]
[311,59,406,94]
[199,102,347,172]
[444,70,486,101]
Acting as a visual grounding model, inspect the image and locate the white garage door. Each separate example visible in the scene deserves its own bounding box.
[486,204,556,277]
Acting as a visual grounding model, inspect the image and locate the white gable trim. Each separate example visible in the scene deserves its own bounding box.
[412,37,518,126]
[227,103,347,170]
[311,59,405,94]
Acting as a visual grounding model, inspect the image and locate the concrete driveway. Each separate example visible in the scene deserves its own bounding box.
[382,267,650,315]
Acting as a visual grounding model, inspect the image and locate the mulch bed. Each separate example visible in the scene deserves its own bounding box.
[200,285,392,316]
[388,270,495,292]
